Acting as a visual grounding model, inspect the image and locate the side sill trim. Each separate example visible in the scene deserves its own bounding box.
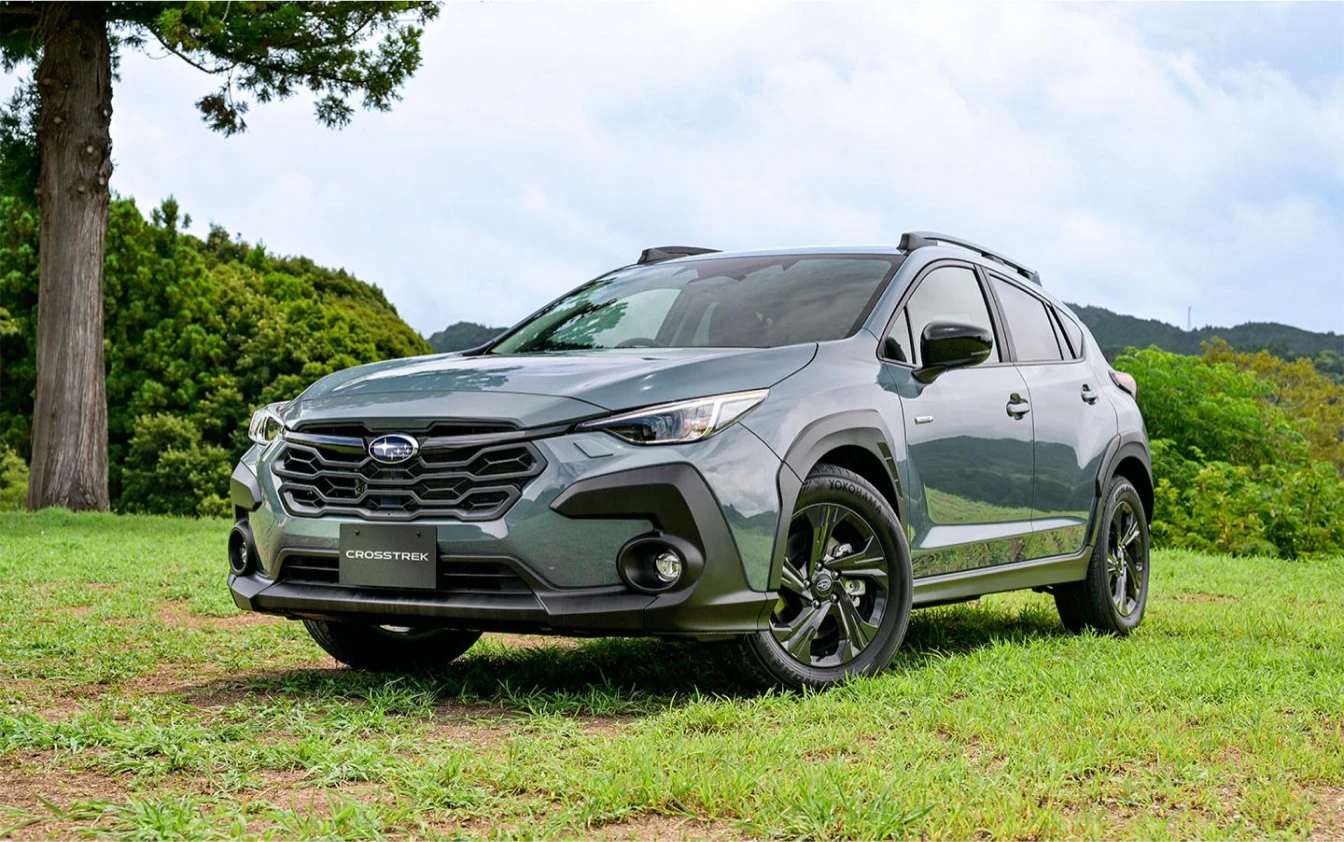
[912,552,1088,607]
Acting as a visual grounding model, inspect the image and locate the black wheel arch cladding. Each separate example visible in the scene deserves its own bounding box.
[771,410,904,591]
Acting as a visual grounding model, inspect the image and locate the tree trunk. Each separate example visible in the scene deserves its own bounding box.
[27,4,112,511]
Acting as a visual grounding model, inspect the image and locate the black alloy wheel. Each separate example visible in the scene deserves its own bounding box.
[722,463,912,690]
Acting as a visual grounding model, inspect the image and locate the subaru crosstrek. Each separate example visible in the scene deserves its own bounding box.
[228,232,1152,689]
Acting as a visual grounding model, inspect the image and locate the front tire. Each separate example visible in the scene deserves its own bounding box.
[724,464,913,690]
[1054,475,1150,635]
[302,619,481,672]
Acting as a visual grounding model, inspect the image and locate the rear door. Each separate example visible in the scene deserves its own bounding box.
[879,263,1037,578]
[986,274,1117,559]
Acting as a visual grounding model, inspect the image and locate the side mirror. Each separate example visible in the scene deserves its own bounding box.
[916,321,993,382]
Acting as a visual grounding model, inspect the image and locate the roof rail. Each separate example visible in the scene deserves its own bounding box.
[898,231,1040,285]
[637,245,721,265]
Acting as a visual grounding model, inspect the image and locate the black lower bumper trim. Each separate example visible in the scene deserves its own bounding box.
[229,570,771,636]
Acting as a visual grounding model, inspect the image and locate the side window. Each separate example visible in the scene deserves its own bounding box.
[901,266,1000,366]
[1054,309,1085,359]
[991,278,1064,362]
[887,311,913,363]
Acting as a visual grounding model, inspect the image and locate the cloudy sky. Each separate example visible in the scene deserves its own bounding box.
[4,2,1342,337]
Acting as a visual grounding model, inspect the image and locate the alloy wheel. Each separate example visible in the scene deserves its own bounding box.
[770,503,890,668]
[1106,500,1145,617]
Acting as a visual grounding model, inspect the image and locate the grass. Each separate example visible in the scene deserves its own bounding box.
[0,509,1341,840]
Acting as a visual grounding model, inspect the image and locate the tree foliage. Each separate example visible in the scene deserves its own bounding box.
[1202,338,1344,471]
[0,445,25,511]
[1112,347,1309,469]
[0,2,439,139]
[1116,346,1344,559]
[0,193,430,514]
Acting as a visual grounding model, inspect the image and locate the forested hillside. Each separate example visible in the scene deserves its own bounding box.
[1069,303,1343,379]
[427,321,503,353]
[0,195,429,515]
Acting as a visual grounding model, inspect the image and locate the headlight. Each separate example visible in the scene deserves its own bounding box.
[581,390,768,445]
[247,403,289,445]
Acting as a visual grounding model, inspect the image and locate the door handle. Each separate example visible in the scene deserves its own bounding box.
[1081,384,1099,404]
[1006,396,1031,418]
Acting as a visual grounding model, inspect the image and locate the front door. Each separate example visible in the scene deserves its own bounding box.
[879,264,1037,578]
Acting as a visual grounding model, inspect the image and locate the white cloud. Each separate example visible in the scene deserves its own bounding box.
[4,3,1341,335]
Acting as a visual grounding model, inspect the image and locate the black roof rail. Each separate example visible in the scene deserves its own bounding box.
[898,231,1041,285]
[637,245,721,265]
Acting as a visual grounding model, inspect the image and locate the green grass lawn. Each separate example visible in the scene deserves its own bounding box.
[1,510,1342,841]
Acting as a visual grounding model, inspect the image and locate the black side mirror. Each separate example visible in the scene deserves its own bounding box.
[915,321,994,382]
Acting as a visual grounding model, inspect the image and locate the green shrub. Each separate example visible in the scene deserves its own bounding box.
[1122,347,1344,558]
[119,414,231,517]
[0,445,26,510]
[1115,347,1309,469]
[1151,459,1344,559]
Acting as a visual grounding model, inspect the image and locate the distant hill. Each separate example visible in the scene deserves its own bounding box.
[1066,303,1342,360]
[427,321,505,353]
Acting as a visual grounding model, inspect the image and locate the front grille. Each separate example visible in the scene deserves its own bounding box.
[272,424,545,521]
[298,421,516,439]
[279,554,531,594]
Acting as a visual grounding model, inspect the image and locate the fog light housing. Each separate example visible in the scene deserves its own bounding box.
[228,521,256,576]
[616,535,701,594]
[653,549,683,583]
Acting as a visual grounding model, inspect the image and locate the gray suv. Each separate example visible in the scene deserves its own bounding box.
[228,232,1152,689]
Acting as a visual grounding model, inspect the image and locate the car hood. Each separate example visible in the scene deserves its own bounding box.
[280,345,817,429]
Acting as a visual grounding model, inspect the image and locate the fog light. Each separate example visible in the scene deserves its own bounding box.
[653,549,683,583]
[228,522,256,576]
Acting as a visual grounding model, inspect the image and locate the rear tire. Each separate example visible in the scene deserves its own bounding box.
[722,463,913,690]
[302,619,481,672]
[1054,476,1150,635]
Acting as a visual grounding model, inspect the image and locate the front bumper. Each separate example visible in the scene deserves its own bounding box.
[229,425,785,635]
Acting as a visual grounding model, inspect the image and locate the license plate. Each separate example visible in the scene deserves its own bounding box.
[339,524,437,589]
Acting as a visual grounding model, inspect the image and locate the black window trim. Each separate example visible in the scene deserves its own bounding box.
[877,258,1014,369]
[1050,305,1088,361]
[983,269,1090,367]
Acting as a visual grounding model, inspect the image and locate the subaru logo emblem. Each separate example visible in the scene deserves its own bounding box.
[368,434,419,465]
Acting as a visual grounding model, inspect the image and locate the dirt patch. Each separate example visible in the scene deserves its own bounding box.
[157,601,282,630]
[1310,787,1344,842]
[0,753,129,807]
[0,757,129,839]
[591,813,740,841]
[418,702,632,746]
[484,632,582,650]
[419,706,518,748]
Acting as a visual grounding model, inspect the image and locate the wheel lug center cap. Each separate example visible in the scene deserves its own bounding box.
[812,572,835,597]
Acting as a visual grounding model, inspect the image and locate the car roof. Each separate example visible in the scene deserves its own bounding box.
[654,243,1048,290]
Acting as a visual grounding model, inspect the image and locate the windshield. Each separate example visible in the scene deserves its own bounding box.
[489,255,897,354]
